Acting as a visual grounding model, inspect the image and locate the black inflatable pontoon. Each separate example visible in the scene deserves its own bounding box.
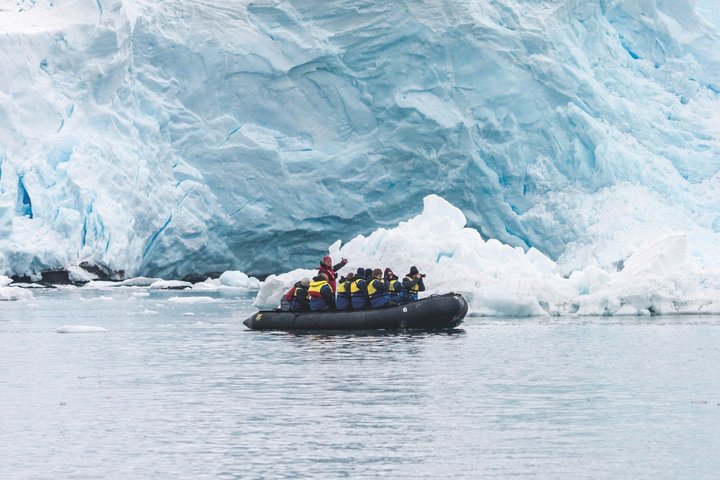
[243,293,468,331]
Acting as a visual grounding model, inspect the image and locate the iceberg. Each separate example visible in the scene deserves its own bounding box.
[0,0,719,287]
[255,195,720,317]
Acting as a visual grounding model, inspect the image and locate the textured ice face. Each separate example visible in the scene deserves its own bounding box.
[0,0,719,278]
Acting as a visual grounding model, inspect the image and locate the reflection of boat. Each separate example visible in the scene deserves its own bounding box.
[243,293,468,331]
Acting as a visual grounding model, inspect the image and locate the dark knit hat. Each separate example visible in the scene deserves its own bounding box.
[356,267,366,277]
[409,266,419,275]
[384,267,393,277]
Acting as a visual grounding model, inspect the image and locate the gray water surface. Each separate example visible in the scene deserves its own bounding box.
[2,288,719,479]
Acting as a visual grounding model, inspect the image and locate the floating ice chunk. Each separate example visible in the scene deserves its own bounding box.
[0,287,34,301]
[8,283,45,289]
[120,277,163,287]
[0,275,12,287]
[218,271,261,289]
[254,268,316,309]
[167,296,217,304]
[192,278,222,290]
[254,194,720,317]
[191,275,261,291]
[150,280,192,290]
[56,325,107,333]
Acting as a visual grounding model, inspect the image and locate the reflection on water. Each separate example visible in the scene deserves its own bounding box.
[1,289,719,479]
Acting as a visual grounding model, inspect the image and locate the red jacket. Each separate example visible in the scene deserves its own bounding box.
[318,260,347,293]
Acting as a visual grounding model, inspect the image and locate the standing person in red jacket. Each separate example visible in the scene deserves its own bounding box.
[318,255,348,294]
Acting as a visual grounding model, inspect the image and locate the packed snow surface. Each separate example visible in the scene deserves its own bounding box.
[1,0,720,280]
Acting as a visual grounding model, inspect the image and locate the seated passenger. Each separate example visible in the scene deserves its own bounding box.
[350,268,370,309]
[400,266,426,302]
[368,268,394,308]
[281,278,310,311]
[335,272,354,311]
[308,272,336,311]
[383,268,403,303]
[364,266,374,281]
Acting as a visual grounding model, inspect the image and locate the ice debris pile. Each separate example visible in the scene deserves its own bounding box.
[0,275,33,300]
[256,195,720,317]
[1,0,720,278]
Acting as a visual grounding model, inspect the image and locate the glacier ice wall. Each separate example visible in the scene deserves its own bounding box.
[1,0,719,278]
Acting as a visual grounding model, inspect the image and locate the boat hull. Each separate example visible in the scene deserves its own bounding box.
[243,293,468,331]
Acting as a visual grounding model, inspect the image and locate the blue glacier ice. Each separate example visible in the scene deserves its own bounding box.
[1,0,719,281]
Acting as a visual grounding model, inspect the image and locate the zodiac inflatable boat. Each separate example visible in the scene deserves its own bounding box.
[243,293,468,331]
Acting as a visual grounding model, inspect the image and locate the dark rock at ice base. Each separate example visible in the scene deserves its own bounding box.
[10,263,123,287]
[181,272,223,284]
[79,262,125,281]
[11,270,69,287]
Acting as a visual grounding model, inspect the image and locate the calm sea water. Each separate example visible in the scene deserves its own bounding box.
[1,288,719,479]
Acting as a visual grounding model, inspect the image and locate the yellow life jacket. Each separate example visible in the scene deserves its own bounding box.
[404,275,421,293]
[367,279,383,297]
[308,279,329,298]
[350,278,365,295]
[337,281,349,295]
[387,279,399,292]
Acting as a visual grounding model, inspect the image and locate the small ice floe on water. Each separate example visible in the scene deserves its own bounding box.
[220,270,261,289]
[132,291,151,297]
[0,286,34,301]
[182,312,196,316]
[192,271,261,291]
[192,321,227,328]
[56,325,107,333]
[142,309,159,315]
[98,295,113,301]
[150,280,192,290]
[119,277,162,287]
[7,283,45,288]
[167,296,217,304]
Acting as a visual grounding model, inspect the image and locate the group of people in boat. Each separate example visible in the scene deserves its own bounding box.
[281,256,426,312]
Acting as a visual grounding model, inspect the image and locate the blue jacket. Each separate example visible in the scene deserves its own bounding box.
[350,278,370,309]
[368,278,390,308]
